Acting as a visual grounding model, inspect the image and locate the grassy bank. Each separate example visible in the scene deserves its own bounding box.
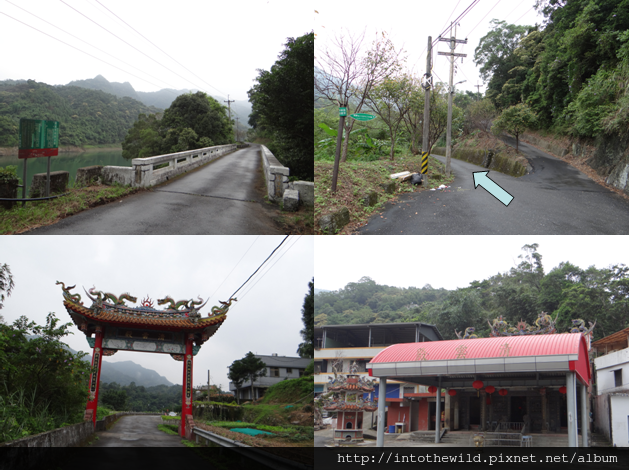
[315,154,453,234]
[0,183,142,234]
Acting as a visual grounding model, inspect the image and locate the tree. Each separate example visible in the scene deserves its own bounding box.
[474,20,534,109]
[100,389,128,411]
[228,352,267,404]
[297,279,314,358]
[248,32,313,181]
[0,263,14,321]
[365,75,412,160]
[315,30,405,163]
[491,103,537,151]
[468,99,497,134]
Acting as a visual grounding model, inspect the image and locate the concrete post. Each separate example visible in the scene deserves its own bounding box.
[566,372,578,447]
[376,377,387,447]
[435,376,441,444]
[580,383,589,447]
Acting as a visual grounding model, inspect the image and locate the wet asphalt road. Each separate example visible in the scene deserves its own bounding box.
[359,135,629,235]
[25,145,281,235]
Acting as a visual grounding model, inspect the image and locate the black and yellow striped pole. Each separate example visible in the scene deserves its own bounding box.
[421,152,429,175]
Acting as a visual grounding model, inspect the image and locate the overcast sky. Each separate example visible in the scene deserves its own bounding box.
[315,236,629,292]
[316,0,542,95]
[0,0,312,101]
[1,235,314,391]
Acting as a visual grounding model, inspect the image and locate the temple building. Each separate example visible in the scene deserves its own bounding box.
[58,282,234,438]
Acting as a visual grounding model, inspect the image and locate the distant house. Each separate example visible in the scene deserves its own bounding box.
[592,327,629,447]
[228,354,311,401]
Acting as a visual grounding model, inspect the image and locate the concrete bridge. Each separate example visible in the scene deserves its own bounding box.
[27,143,312,235]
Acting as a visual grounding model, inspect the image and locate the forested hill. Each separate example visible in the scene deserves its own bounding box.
[315,245,629,342]
[0,79,161,147]
[68,75,253,126]
[478,0,629,141]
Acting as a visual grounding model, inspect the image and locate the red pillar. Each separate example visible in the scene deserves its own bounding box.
[180,333,194,437]
[85,326,104,426]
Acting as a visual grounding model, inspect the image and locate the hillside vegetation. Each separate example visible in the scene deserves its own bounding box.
[315,244,629,341]
[0,79,161,147]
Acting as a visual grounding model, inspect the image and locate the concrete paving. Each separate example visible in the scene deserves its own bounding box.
[26,144,282,235]
[359,137,629,234]
[89,415,186,447]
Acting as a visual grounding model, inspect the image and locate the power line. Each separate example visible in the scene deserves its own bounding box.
[503,0,528,22]
[0,11,168,91]
[206,236,260,304]
[433,0,481,47]
[228,236,290,300]
[93,0,227,97]
[4,0,180,94]
[514,5,535,24]
[465,0,503,37]
[58,0,216,97]
[236,236,301,302]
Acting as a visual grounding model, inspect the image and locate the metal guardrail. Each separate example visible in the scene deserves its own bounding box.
[192,428,311,470]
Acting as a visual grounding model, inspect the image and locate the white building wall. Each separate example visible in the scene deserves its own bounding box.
[610,395,629,447]
[595,348,629,393]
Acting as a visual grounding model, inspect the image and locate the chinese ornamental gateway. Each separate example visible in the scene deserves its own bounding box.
[57,281,235,438]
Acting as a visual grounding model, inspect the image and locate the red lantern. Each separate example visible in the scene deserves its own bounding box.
[448,389,457,396]
[485,386,495,394]
[472,380,484,397]
[486,397,491,405]
[559,386,567,394]
[428,386,437,394]
[498,388,508,396]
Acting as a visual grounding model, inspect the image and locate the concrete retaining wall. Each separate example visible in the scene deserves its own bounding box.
[433,147,529,177]
[29,171,69,197]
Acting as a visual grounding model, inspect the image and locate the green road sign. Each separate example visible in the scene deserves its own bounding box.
[349,113,376,121]
[339,107,347,117]
[19,119,60,159]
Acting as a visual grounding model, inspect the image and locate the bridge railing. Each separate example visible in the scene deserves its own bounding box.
[260,145,313,209]
[101,144,238,188]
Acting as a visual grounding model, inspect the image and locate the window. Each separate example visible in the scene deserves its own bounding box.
[270,367,280,377]
[299,369,304,377]
[404,386,415,396]
[614,369,623,388]
[287,368,293,374]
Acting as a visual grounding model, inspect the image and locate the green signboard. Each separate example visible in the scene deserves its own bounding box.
[350,113,376,121]
[339,107,347,117]
[19,119,60,159]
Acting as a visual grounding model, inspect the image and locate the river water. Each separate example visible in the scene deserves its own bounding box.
[0,150,128,188]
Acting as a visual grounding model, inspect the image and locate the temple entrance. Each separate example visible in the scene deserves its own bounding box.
[58,282,235,438]
[469,396,481,426]
[510,396,527,422]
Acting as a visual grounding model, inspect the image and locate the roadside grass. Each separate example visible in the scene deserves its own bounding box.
[157,424,179,436]
[273,206,314,234]
[0,183,142,234]
[315,154,453,234]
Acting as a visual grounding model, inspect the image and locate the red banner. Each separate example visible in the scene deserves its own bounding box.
[18,148,59,159]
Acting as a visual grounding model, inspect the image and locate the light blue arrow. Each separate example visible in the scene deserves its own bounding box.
[473,171,514,206]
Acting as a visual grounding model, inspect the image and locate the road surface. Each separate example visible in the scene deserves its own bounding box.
[89,415,186,448]
[359,136,629,234]
[26,145,281,235]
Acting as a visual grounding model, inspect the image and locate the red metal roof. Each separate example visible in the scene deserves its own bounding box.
[368,334,590,385]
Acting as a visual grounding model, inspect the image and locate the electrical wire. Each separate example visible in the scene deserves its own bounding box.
[94,0,227,97]
[432,0,481,46]
[206,236,260,304]
[503,0,528,22]
[227,236,289,300]
[235,236,301,302]
[58,0,215,97]
[0,11,169,91]
[4,0,180,95]
[465,0,503,37]
[514,5,535,24]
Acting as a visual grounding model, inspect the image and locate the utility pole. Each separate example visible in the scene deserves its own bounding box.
[421,36,432,188]
[207,370,210,401]
[475,83,482,96]
[438,23,467,177]
[235,116,240,141]
[224,94,235,140]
